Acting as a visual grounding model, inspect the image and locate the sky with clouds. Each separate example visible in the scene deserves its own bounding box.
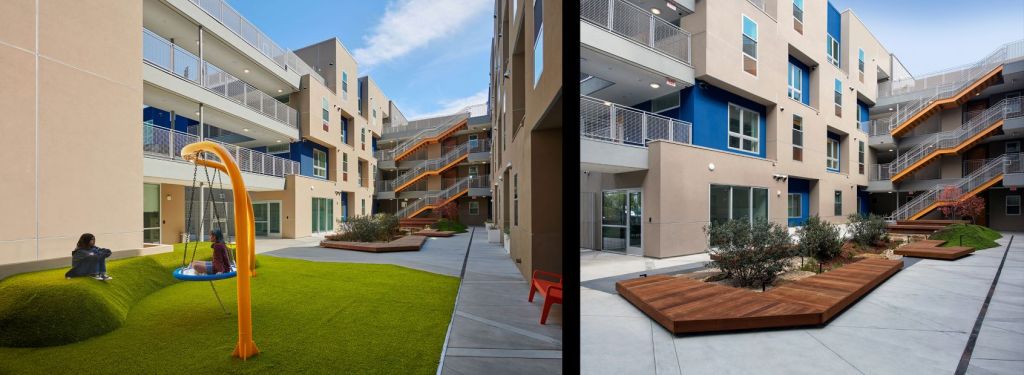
[230,0,492,120]
[829,0,1023,76]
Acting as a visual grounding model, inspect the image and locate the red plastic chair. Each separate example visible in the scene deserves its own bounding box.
[528,270,563,324]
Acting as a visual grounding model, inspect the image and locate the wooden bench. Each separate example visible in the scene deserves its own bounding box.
[319,235,427,253]
[894,239,973,260]
[529,270,562,325]
[616,258,903,334]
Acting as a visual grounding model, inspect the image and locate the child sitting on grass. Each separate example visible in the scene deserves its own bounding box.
[65,233,112,281]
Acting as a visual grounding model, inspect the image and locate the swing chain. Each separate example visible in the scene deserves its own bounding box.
[182,152,202,268]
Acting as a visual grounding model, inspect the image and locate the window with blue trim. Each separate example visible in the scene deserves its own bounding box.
[827,35,840,67]
[826,137,840,172]
[788,62,803,102]
[728,103,759,153]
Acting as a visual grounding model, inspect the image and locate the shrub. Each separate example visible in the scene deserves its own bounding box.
[433,219,468,233]
[333,214,401,242]
[847,213,888,247]
[797,216,844,261]
[705,219,793,288]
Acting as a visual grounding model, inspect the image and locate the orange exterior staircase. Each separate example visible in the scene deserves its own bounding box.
[889,66,1003,137]
[889,121,1003,183]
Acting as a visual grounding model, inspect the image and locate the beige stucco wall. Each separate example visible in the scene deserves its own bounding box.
[0,0,144,265]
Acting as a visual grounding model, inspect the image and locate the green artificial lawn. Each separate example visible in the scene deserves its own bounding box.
[0,244,459,374]
[433,219,468,234]
[929,224,1003,250]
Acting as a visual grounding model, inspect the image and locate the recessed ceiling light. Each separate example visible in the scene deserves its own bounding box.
[277,89,283,93]
[888,108,893,111]
[603,101,612,106]
[651,8,661,14]
[650,83,660,89]
[243,128,249,132]
[276,140,282,143]
[888,149,894,152]
[194,111,200,116]
[243,69,250,73]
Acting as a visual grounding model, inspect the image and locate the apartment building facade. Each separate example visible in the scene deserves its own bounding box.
[579,0,1024,258]
[490,0,564,278]
[0,0,403,266]
[373,105,494,226]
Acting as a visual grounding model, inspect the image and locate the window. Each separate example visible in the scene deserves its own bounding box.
[1007,195,1021,215]
[513,174,519,226]
[313,149,327,178]
[651,92,680,113]
[827,138,840,171]
[728,103,760,153]
[792,115,803,161]
[342,153,348,181]
[1007,141,1021,154]
[742,16,758,76]
[827,35,840,67]
[143,183,161,243]
[469,201,480,215]
[469,166,479,178]
[858,48,866,82]
[834,79,843,117]
[361,199,366,215]
[321,97,329,123]
[341,71,348,100]
[311,198,333,233]
[788,62,803,102]
[788,193,802,218]
[372,109,376,118]
[834,191,843,216]
[858,141,865,174]
[533,0,544,86]
[361,128,366,150]
[468,134,479,149]
[792,0,804,33]
[709,184,769,225]
[266,144,289,155]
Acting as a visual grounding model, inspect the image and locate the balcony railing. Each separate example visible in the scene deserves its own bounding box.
[888,154,1016,221]
[468,175,491,189]
[378,108,473,161]
[868,40,1024,136]
[469,138,492,154]
[580,96,692,146]
[580,0,692,65]
[143,29,299,129]
[879,40,1024,99]
[142,123,299,178]
[379,143,470,192]
[396,177,470,218]
[188,0,324,84]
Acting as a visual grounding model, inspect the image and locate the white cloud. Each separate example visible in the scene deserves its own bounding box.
[408,89,488,120]
[354,0,491,67]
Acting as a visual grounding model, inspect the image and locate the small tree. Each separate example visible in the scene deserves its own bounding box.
[705,219,792,287]
[937,186,962,219]
[437,201,459,221]
[797,216,844,261]
[847,213,888,247]
[955,196,985,224]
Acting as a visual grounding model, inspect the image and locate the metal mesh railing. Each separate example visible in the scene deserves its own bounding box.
[378,109,473,161]
[580,0,691,65]
[869,40,1024,136]
[144,29,299,129]
[888,154,1013,221]
[379,143,470,192]
[188,0,324,84]
[142,123,298,178]
[468,138,492,154]
[580,96,692,146]
[875,97,1023,178]
[396,177,470,218]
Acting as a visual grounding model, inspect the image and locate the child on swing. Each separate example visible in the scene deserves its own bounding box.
[190,228,233,275]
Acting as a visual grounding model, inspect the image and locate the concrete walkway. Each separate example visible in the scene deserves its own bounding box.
[259,229,562,374]
[581,234,1023,374]
[440,229,563,375]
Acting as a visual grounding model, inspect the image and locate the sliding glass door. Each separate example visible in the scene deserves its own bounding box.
[253,201,282,237]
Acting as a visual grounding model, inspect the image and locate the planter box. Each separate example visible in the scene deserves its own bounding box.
[487,228,501,243]
[503,234,511,255]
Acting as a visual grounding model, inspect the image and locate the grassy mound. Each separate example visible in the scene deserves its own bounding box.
[0,243,222,347]
[433,219,468,233]
[930,224,1002,250]
[0,256,458,374]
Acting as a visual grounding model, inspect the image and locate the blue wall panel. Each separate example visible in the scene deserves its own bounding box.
[294,140,329,179]
[788,178,811,227]
[827,2,841,41]
[678,81,767,158]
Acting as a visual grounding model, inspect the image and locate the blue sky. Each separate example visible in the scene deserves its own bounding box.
[230,0,492,119]
[830,0,1024,76]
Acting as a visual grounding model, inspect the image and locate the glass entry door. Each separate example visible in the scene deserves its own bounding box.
[601,189,642,255]
[253,201,282,237]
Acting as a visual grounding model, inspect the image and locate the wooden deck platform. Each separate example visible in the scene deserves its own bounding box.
[894,239,973,260]
[412,230,456,237]
[615,258,903,334]
[319,235,427,253]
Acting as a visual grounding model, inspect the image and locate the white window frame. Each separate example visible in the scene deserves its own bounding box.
[1007,195,1021,216]
[727,103,760,154]
[793,0,804,24]
[858,141,865,174]
[788,193,802,218]
[313,149,327,178]
[834,79,843,116]
[469,201,480,215]
[788,62,803,102]
[858,48,865,73]
[708,184,770,224]
[826,138,840,171]
[321,97,330,123]
[827,35,840,67]
[834,190,843,216]
[742,15,758,76]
